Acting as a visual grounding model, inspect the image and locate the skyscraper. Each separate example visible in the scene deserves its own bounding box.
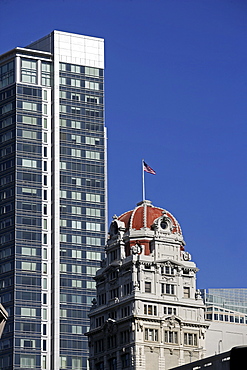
[0,30,106,370]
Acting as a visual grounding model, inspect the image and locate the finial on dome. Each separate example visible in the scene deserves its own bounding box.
[136,200,152,206]
[112,214,118,220]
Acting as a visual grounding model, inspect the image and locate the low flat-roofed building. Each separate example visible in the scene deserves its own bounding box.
[201,289,247,356]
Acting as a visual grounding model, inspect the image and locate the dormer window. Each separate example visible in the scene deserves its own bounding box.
[160,220,169,230]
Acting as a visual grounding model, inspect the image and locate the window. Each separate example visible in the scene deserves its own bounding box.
[20,355,36,368]
[86,150,100,160]
[72,206,81,215]
[22,247,36,256]
[60,356,67,369]
[120,330,130,344]
[85,109,100,117]
[21,307,36,317]
[144,328,158,341]
[60,63,66,71]
[71,295,82,304]
[85,95,99,104]
[86,193,100,203]
[41,62,51,86]
[60,162,67,170]
[86,281,96,289]
[60,294,67,303]
[184,287,190,298]
[60,234,67,243]
[72,235,82,244]
[22,116,37,125]
[43,278,47,289]
[85,67,99,77]
[145,282,151,293]
[43,263,47,274]
[95,339,104,353]
[71,93,80,101]
[144,304,157,315]
[110,288,119,299]
[72,177,81,185]
[161,283,175,295]
[72,250,82,259]
[60,77,66,85]
[85,81,99,90]
[71,64,81,73]
[71,120,81,129]
[42,308,47,321]
[86,237,101,246]
[86,251,101,260]
[60,264,67,273]
[72,265,82,274]
[43,218,47,230]
[184,333,198,346]
[60,309,67,318]
[86,208,101,217]
[164,330,178,344]
[85,136,100,145]
[72,220,82,229]
[71,135,81,144]
[107,334,117,349]
[123,283,132,296]
[0,60,14,88]
[60,219,67,227]
[1,102,13,114]
[71,78,80,87]
[60,190,67,198]
[71,106,80,114]
[20,339,35,348]
[60,118,67,127]
[72,325,83,334]
[72,280,82,288]
[121,353,130,368]
[22,130,37,139]
[22,159,37,168]
[72,192,81,200]
[22,102,37,111]
[164,306,176,315]
[72,357,82,370]
[60,105,67,113]
[21,59,37,84]
[21,262,36,271]
[71,148,81,157]
[42,355,47,369]
[86,222,101,231]
[86,266,98,276]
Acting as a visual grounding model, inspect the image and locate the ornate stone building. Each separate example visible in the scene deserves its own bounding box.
[86,200,208,369]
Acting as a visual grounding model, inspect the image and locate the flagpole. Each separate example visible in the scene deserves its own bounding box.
[142,159,145,201]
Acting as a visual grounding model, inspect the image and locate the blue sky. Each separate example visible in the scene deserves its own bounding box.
[1,0,247,289]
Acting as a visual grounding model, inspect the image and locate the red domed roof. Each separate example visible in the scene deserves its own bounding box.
[118,200,182,235]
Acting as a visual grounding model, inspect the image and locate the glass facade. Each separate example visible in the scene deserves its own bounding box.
[201,288,247,324]
[0,31,106,370]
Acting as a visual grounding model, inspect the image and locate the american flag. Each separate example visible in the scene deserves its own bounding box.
[143,161,156,175]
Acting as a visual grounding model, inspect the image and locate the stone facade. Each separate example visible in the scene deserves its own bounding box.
[86,200,209,369]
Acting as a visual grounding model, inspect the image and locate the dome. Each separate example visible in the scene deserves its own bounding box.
[117,200,182,235]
